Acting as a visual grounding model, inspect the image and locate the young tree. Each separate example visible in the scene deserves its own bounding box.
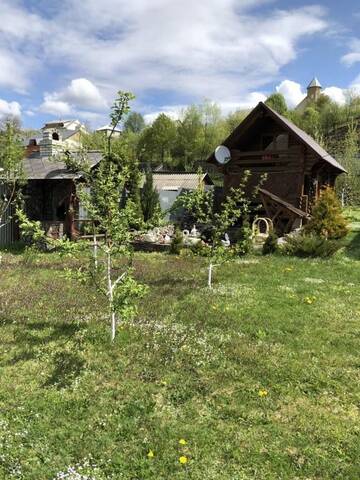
[176,170,258,288]
[75,92,147,341]
[108,91,135,156]
[0,119,24,236]
[141,168,161,225]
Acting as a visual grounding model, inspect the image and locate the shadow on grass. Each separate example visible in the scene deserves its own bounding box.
[344,231,360,260]
[43,350,85,389]
[3,321,84,368]
[145,275,200,299]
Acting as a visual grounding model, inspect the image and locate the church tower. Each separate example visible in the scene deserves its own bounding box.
[307,77,322,102]
[295,77,322,113]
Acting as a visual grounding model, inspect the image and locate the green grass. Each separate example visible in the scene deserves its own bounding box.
[1,239,360,479]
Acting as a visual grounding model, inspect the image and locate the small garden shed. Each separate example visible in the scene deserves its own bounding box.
[148,172,213,219]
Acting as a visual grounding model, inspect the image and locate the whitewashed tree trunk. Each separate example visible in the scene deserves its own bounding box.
[208,262,213,289]
[106,249,116,341]
[93,232,98,269]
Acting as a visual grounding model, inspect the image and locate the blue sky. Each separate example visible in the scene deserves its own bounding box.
[0,0,359,129]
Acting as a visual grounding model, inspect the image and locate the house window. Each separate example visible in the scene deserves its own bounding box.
[52,132,60,141]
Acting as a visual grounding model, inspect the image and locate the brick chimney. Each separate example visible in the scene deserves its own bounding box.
[40,131,53,157]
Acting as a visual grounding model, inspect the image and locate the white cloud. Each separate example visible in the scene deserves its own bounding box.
[323,86,347,105]
[39,78,107,117]
[0,0,329,106]
[0,2,45,91]
[59,78,108,110]
[0,49,33,92]
[144,106,184,124]
[342,38,360,66]
[276,80,305,108]
[220,92,267,113]
[143,92,266,124]
[0,99,21,119]
[39,95,73,116]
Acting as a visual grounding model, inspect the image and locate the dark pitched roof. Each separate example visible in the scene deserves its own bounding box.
[208,101,346,173]
[23,151,102,180]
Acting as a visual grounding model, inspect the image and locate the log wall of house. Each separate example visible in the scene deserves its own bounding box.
[223,135,307,210]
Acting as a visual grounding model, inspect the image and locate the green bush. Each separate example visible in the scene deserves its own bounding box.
[169,228,184,254]
[262,232,278,255]
[284,233,343,258]
[305,186,348,239]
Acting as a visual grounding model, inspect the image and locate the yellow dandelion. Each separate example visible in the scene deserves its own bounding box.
[179,439,187,445]
[284,267,293,272]
[179,456,188,464]
[147,450,154,458]
[258,389,268,397]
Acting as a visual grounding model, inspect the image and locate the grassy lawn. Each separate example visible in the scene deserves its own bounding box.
[1,236,360,479]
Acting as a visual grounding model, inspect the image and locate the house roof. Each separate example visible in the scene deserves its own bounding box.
[42,119,82,129]
[96,124,122,133]
[23,151,102,180]
[208,101,346,174]
[141,172,213,190]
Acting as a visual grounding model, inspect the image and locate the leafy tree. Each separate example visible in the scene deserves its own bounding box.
[124,112,145,133]
[174,105,204,171]
[335,121,360,206]
[225,109,249,134]
[174,101,228,170]
[141,168,161,225]
[265,93,288,115]
[138,114,177,168]
[198,100,227,162]
[0,120,24,237]
[301,107,321,139]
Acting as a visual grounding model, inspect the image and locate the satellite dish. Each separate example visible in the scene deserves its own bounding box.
[215,145,231,165]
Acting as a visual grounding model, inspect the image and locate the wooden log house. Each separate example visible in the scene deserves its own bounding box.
[208,102,346,234]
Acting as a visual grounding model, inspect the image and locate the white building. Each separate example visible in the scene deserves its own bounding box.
[96,124,122,138]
